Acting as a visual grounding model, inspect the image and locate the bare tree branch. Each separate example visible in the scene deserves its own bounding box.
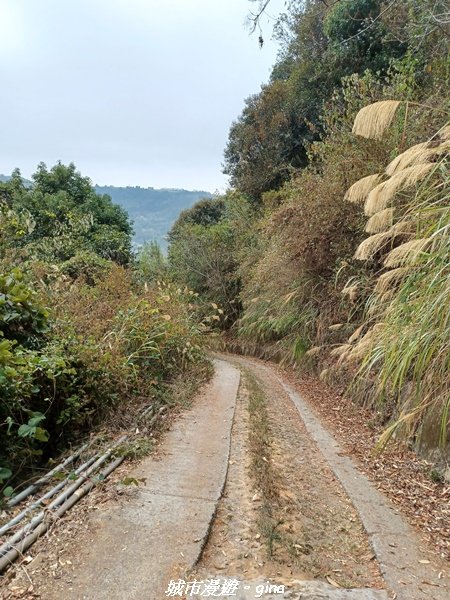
[248,0,272,34]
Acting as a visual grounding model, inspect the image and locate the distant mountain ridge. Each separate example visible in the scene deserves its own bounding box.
[94,185,212,248]
[0,174,33,186]
[0,175,212,249]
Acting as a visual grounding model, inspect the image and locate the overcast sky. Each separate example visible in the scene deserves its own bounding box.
[0,0,284,192]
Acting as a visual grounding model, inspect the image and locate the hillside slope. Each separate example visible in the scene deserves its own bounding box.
[95,185,212,248]
[1,175,212,249]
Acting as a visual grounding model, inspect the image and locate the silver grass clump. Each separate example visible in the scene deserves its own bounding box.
[386,139,450,176]
[374,267,408,295]
[348,324,364,344]
[352,100,401,140]
[436,124,450,140]
[354,230,406,261]
[364,163,435,216]
[383,238,431,268]
[385,142,430,176]
[319,367,331,381]
[365,208,395,233]
[347,323,384,362]
[341,281,359,302]
[305,346,322,358]
[345,174,383,204]
[330,344,352,357]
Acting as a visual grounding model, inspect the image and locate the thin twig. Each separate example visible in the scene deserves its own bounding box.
[248,0,272,34]
[400,101,409,153]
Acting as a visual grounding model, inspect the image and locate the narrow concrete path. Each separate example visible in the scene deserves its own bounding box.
[229,356,448,600]
[40,359,240,600]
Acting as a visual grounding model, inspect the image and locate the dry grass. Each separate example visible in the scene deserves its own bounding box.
[383,238,431,268]
[373,267,408,295]
[305,346,322,357]
[365,208,395,233]
[349,127,450,449]
[345,174,383,204]
[386,140,450,175]
[354,230,400,261]
[386,142,430,175]
[436,124,450,140]
[352,100,401,140]
[341,283,359,302]
[364,163,435,216]
[330,343,352,357]
[244,368,283,558]
[347,324,384,362]
[348,324,364,344]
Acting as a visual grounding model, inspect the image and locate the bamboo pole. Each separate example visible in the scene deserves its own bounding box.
[5,398,157,512]
[0,436,127,557]
[0,397,165,572]
[7,443,89,508]
[0,456,124,573]
[0,455,98,537]
[148,405,167,428]
[140,403,156,418]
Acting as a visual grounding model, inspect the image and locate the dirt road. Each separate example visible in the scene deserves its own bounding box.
[2,355,448,600]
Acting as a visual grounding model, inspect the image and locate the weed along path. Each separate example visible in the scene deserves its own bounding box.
[3,356,448,600]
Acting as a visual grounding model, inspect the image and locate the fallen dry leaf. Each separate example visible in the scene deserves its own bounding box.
[326,576,341,588]
[280,368,450,562]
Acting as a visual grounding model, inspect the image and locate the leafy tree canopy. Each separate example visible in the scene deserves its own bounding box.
[168,198,240,325]
[1,162,133,266]
[224,0,408,201]
[169,198,226,241]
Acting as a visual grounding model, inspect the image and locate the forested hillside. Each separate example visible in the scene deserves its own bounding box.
[0,162,213,495]
[168,0,450,463]
[94,185,212,248]
[0,175,212,250]
[1,0,448,510]
[1,2,449,586]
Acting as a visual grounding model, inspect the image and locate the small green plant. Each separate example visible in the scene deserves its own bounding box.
[17,412,49,442]
[429,469,444,484]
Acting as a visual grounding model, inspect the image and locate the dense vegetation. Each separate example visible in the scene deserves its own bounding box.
[0,176,212,251]
[0,163,212,497]
[169,0,450,461]
[1,0,448,498]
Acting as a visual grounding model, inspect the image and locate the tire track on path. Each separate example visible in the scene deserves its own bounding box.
[225,355,448,600]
